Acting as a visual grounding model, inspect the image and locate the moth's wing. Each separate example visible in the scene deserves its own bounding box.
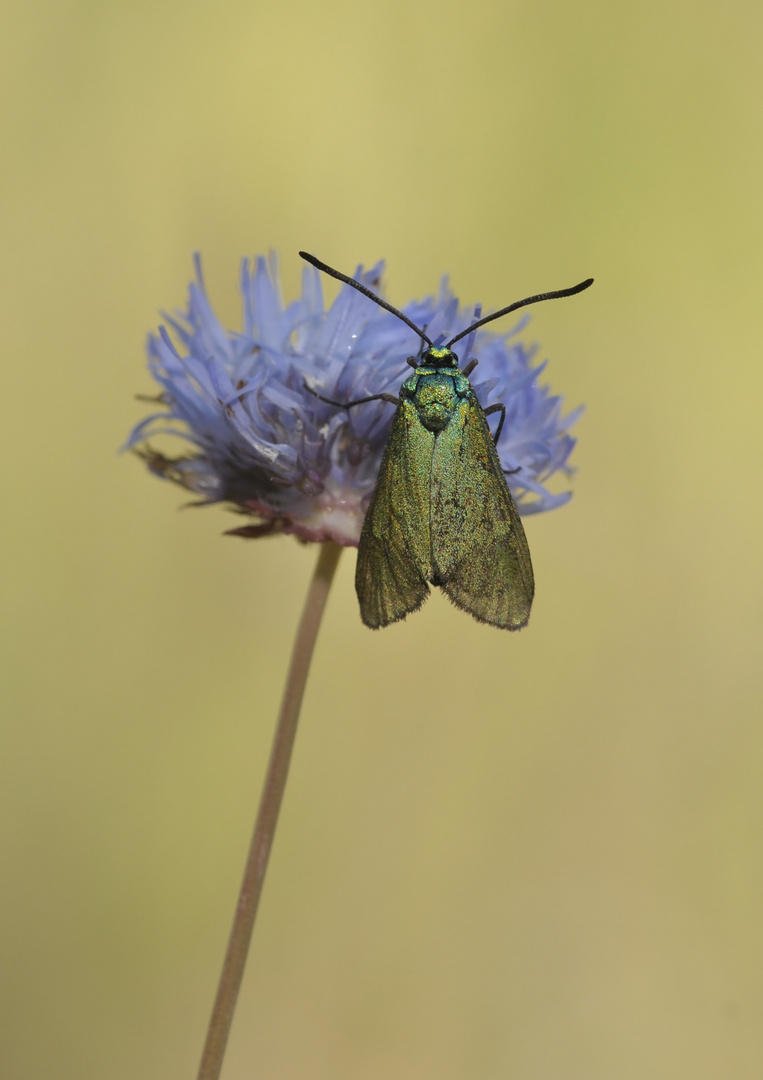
[431,397,534,629]
[355,400,434,629]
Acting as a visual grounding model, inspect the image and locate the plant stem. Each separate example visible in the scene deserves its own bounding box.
[196,540,343,1080]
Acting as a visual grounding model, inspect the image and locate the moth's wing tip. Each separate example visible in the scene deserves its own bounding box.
[439,580,532,630]
[359,582,430,629]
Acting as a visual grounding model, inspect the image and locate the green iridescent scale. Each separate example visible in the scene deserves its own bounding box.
[355,362,533,630]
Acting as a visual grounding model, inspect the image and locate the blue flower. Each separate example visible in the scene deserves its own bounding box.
[126,254,582,546]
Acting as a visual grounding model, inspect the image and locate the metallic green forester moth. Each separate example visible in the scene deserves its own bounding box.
[299,252,593,630]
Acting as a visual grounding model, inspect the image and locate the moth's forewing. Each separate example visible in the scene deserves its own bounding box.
[431,396,534,629]
[355,400,435,628]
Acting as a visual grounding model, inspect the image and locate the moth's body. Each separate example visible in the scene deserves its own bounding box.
[355,347,535,630]
[404,360,469,434]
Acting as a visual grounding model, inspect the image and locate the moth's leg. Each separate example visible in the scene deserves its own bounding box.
[483,401,506,445]
[304,381,399,410]
[408,327,430,368]
[503,466,522,476]
[461,358,478,377]
[344,392,399,409]
[416,328,429,360]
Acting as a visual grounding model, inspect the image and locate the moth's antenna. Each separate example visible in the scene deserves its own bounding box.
[447,278,593,348]
[299,252,433,348]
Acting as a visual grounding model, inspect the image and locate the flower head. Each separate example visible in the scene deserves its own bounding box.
[126,253,582,545]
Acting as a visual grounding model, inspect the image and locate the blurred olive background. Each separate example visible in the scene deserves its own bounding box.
[2,0,763,1078]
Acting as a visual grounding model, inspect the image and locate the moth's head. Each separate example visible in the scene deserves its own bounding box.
[419,346,459,369]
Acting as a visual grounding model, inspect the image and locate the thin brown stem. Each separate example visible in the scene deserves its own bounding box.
[196,541,343,1080]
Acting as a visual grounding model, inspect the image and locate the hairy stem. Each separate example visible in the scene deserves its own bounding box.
[196,541,343,1080]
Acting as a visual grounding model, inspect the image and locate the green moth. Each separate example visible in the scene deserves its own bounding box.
[300,252,592,631]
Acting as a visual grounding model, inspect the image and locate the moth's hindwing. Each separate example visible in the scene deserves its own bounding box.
[355,399,435,629]
[431,395,534,629]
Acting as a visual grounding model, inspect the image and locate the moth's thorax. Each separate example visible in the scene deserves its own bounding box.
[402,366,472,433]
